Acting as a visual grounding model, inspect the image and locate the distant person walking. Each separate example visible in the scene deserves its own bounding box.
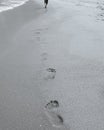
[44,0,48,8]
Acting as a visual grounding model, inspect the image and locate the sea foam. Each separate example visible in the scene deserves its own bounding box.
[0,0,29,12]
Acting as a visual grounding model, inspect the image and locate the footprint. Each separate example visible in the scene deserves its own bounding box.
[46,68,56,73]
[36,37,40,41]
[44,68,56,80]
[44,100,64,128]
[45,111,64,128]
[35,28,48,32]
[35,31,41,34]
[45,100,59,109]
[41,52,48,61]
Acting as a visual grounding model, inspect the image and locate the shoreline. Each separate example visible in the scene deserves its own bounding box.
[0,0,29,13]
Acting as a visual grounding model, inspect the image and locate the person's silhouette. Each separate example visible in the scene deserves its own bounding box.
[44,0,48,8]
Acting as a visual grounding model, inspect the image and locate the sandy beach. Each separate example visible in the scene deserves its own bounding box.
[0,0,104,130]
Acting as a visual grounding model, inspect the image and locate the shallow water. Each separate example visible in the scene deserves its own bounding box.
[0,0,29,12]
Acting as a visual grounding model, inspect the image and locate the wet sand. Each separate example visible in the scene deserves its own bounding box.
[0,0,104,130]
